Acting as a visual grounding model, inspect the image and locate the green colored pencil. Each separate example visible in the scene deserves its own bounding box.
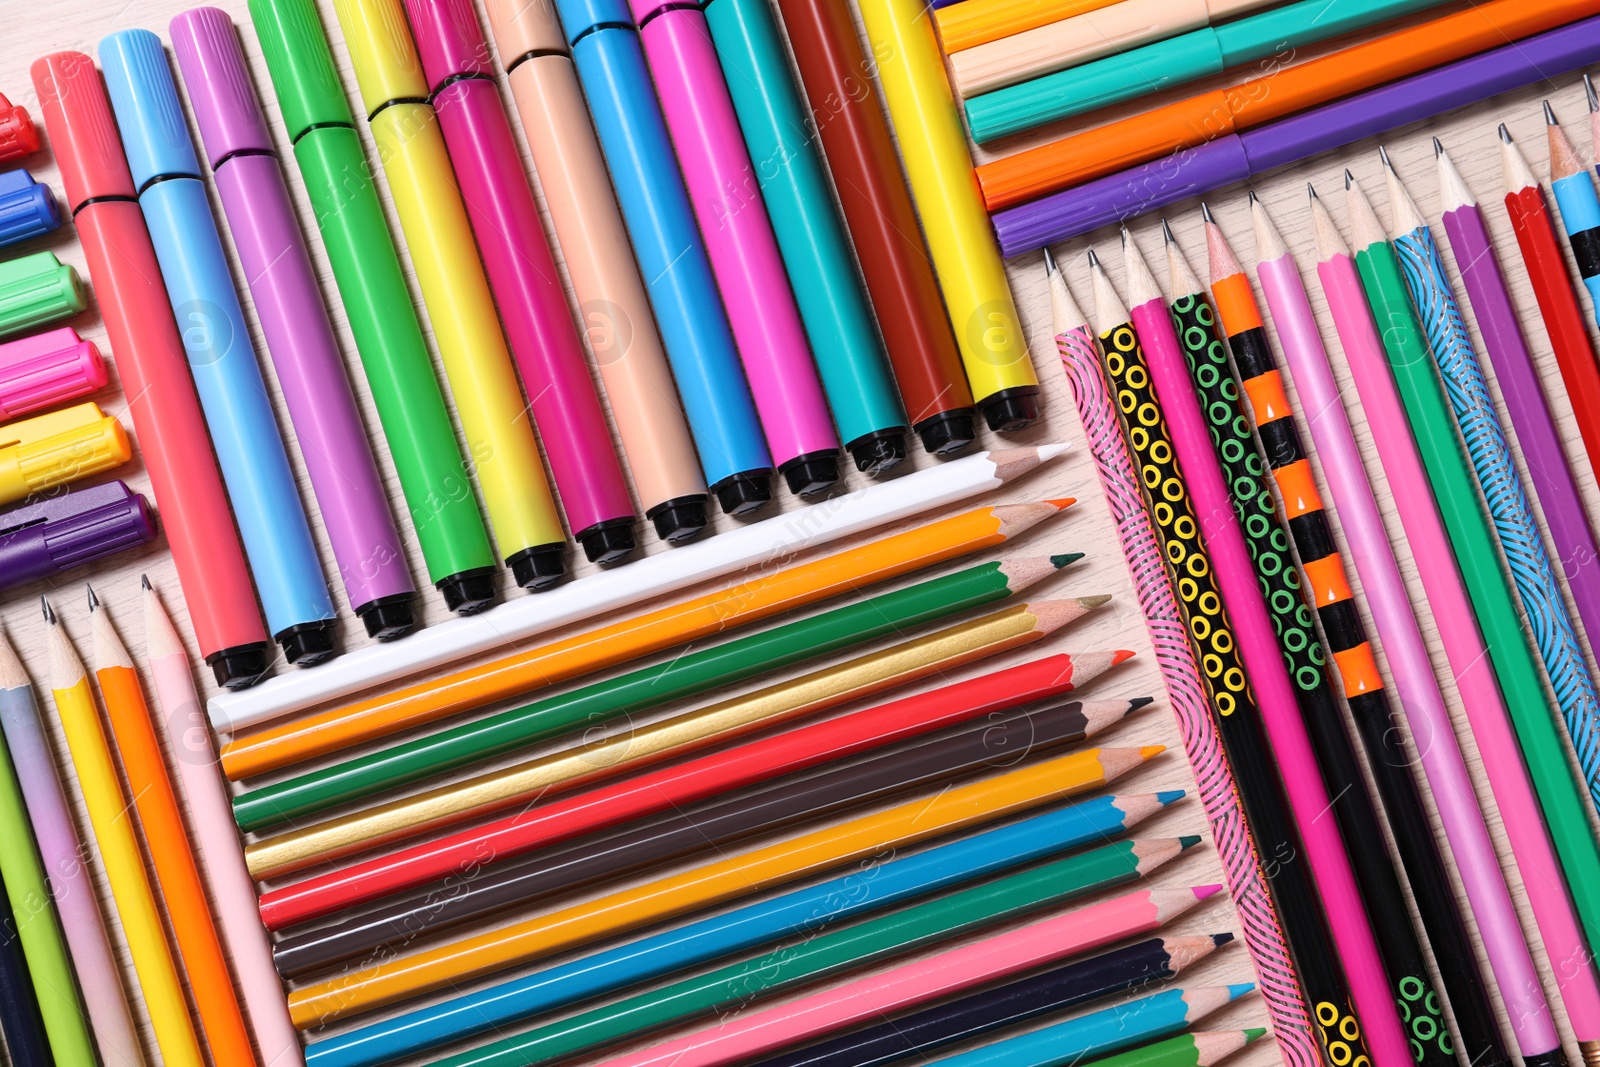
[1345,171,1600,949]
[995,1030,1269,1067]
[425,836,1198,1067]
[234,555,1079,831]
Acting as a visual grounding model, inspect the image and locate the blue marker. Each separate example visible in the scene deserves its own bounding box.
[552,0,773,516]
[0,170,59,249]
[98,30,336,667]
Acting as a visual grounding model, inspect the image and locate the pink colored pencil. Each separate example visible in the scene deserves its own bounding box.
[1050,253,1317,1067]
[1113,233,1412,1067]
[138,579,303,1067]
[596,884,1218,1067]
[629,0,841,494]
[1256,192,1566,1056]
[1307,187,1600,1045]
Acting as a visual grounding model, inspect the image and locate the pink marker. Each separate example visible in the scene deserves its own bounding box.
[0,327,106,421]
[629,0,841,497]
[402,0,639,564]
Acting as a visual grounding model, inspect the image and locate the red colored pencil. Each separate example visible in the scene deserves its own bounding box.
[257,650,1131,930]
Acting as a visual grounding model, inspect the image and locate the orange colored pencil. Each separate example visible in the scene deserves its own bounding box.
[221,500,1074,779]
[976,0,1599,210]
[86,589,258,1067]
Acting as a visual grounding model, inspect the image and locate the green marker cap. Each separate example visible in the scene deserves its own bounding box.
[249,0,355,137]
[0,252,86,338]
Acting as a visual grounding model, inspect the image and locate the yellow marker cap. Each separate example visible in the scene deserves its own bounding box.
[331,0,428,111]
[0,402,131,503]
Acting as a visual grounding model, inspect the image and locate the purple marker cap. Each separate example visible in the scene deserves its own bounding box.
[0,326,108,421]
[168,7,274,166]
[403,0,495,86]
[0,480,156,591]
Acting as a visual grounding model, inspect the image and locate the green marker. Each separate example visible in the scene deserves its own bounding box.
[701,0,908,473]
[1345,173,1600,950]
[967,0,1444,143]
[0,252,85,338]
[249,0,497,613]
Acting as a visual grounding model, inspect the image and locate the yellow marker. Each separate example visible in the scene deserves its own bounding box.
[332,0,567,588]
[0,403,129,505]
[287,742,1163,1026]
[43,601,204,1067]
[855,0,1039,431]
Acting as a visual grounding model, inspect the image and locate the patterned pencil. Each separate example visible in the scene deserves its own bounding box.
[1383,150,1600,815]
[1085,250,1370,1067]
[1548,100,1600,332]
[1195,207,1494,1067]
[1051,250,1315,1067]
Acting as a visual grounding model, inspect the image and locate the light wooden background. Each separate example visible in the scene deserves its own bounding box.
[0,0,1597,1064]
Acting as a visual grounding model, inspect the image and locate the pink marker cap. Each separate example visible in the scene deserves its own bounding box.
[484,0,568,60]
[404,0,495,84]
[168,7,275,165]
[0,327,108,422]
[30,52,137,209]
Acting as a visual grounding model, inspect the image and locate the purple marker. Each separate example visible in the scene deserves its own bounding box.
[992,14,1600,251]
[0,481,155,591]
[170,7,417,641]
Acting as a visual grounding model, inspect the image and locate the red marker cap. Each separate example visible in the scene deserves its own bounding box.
[0,94,39,163]
[29,52,136,210]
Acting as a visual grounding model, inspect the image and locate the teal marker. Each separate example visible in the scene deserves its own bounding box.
[702,0,908,474]
[967,0,1445,143]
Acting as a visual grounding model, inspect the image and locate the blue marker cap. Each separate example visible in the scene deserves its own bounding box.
[0,170,60,248]
[98,29,202,188]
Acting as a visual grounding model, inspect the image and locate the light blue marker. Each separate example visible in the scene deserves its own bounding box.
[98,29,336,666]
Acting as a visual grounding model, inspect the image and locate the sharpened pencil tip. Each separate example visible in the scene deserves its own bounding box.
[1246,189,1258,204]
[1587,74,1598,112]
[1177,834,1201,850]
[1160,217,1175,243]
[1378,145,1392,170]
[1119,225,1131,247]
[40,596,53,625]
[1228,983,1257,1000]
[1432,136,1444,157]
[1079,593,1111,609]
[1086,248,1101,268]
[1194,883,1223,898]
[1244,1029,1268,1044]
[1306,181,1319,201]
[140,574,151,592]
[1050,552,1084,568]
[1499,122,1514,143]
[1140,744,1167,759]
[1042,245,1057,275]
[1212,932,1235,946]
[86,584,98,612]
[1344,168,1354,188]
[1544,99,1559,125]
[1128,695,1154,711]
[1111,648,1135,665]
[1047,497,1076,509]
[1156,789,1186,805]
[1199,201,1214,223]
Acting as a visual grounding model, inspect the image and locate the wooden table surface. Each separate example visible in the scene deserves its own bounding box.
[0,1,1597,1064]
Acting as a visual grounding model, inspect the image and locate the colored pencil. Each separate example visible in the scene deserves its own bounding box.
[1095,246,1391,1064]
[401,0,638,564]
[260,651,1130,931]
[43,602,205,1067]
[1384,152,1600,812]
[0,882,50,1067]
[1083,251,1360,1066]
[223,501,1072,779]
[423,841,1197,1067]
[31,53,270,687]
[86,591,257,1067]
[1312,184,1600,1048]
[287,745,1163,1027]
[1502,123,1600,473]
[301,805,1181,1067]
[481,0,707,542]
[243,591,1105,879]
[234,555,1087,836]
[975,0,1597,210]
[208,444,1067,731]
[753,934,1232,1067]
[0,629,135,1066]
[1051,251,1316,1067]
[586,878,1216,1067]
[1264,188,1572,1063]
[1344,170,1600,956]
[1197,208,1494,1067]
[949,1029,1267,1067]
[272,695,1143,979]
[965,0,1446,140]
[140,581,304,1067]
[1591,74,1600,171]
[773,0,977,453]
[991,18,1600,252]
[1549,100,1600,332]
[854,0,1041,431]
[934,0,1122,52]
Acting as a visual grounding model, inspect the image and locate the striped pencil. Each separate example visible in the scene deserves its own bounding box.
[1383,150,1600,814]
[1085,250,1373,1067]
[1197,207,1494,1067]
[1548,101,1600,332]
[1314,183,1600,1049]
[1267,187,1574,1064]
[1117,235,1406,1066]
[1051,249,1314,1067]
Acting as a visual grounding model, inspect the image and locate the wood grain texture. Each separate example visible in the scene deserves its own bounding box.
[1,3,1596,1065]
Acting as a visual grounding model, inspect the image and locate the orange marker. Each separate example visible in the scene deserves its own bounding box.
[977,0,1600,210]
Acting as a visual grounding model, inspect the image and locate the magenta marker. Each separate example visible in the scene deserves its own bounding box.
[631,0,841,496]
[403,0,639,564]
[169,7,417,641]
